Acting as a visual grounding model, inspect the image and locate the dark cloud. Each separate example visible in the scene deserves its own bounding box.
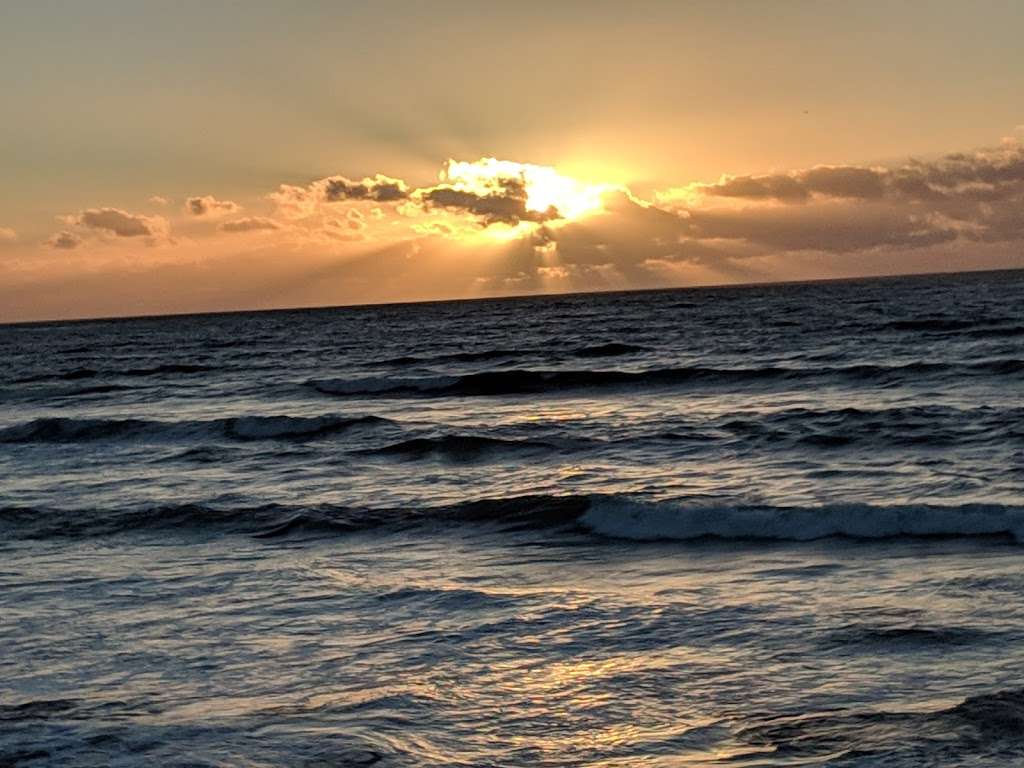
[219,217,281,232]
[254,143,1024,296]
[47,231,81,249]
[706,173,811,202]
[801,166,887,199]
[186,195,240,216]
[419,179,558,226]
[322,174,409,202]
[76,208,165,237]
[663,143,1024,255]
[692,145,1024,206]
[698,165,886,203]
[686,204,959,253]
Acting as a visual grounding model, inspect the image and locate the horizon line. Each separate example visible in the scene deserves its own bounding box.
[4,264,1022,328]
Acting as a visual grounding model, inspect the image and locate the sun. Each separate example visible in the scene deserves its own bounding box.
[519,165,609,220]
[441,158,612,223]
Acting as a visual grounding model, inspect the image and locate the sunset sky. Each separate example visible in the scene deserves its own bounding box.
[2,0,1023,321]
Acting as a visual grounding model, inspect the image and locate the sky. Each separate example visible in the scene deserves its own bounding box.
[2,0,1023,321]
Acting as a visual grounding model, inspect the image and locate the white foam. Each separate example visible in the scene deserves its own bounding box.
[581,497,1024,543]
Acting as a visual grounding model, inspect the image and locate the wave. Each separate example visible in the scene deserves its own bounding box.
[736,687,1024,761]
[581,497,1024,542]
[966,325,1024,338]
[378,349,524,366]
[361,434,554,460]
[710,404,1024,448]
[309,359,1023,397]
[3,494,1022,544]
[822,623,998,649]
[224,414,389,440]
[55,383,136,398]
[572,342,649,357]
[949,688,1024,735]
[14,362,212,384]
[0,414,390,444]
[884,318,990,333]
[375,342,646,367]
[0,699,79,722]
[311,374,461,396]
[0,495,589,540]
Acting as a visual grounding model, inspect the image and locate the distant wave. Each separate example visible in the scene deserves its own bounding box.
[0,495,589,540]
[4,494,1022,543]
[361,434,555,460]
[378,349,524,366]
[879,314,1024,338]
[966,325,1024,338]
[0,414,390,444]
[572,342,649,357]
[822,623,998,649]
[375,342,647,367]
[884,318,992,333]
[709,404,1024,448]
[309,359,1023,397]
[14,363,212,384]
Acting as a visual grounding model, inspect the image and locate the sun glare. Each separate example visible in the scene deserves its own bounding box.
[441,158,612,224]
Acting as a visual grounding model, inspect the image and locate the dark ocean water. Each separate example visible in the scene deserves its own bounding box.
[2,269,1024,766]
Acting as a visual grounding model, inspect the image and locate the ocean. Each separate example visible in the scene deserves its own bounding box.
[2,269,1023,766]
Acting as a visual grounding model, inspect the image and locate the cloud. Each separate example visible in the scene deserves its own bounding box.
[322,174,408,202]
[186,195,241,216]
[654,142,1024,255]
[248,142,1024,299]
[269,159,596,227]
[46,231,81,249]
[13,138,1024,322]
[269,174,409,220]
[684,203,959,253]
[419,181,555,226]
[345,208,366,230]
[674,144,1024,209]
[681,165,887,203]
[414,158,585,225]
[74,207,169,238]
[0,227,16,242]
[219,216,281,233]
[149,195,170,206]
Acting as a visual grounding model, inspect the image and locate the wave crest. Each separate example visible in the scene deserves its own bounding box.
[3,494,1023,544]
[580,498,1024,542]
[0,414,390,444]
[308,359,1022,397]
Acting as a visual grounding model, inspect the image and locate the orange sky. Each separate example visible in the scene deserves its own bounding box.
[2,1,1024,321]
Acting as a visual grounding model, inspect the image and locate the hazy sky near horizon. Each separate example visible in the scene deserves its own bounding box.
[2,0,1024,321]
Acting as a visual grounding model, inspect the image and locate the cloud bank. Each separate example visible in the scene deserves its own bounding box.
[9,135,1024,321]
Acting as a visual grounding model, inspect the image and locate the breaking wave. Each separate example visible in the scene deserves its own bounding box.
[309,359,1023,397]
[581,497,1024,542]
[3,494,1022,543]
